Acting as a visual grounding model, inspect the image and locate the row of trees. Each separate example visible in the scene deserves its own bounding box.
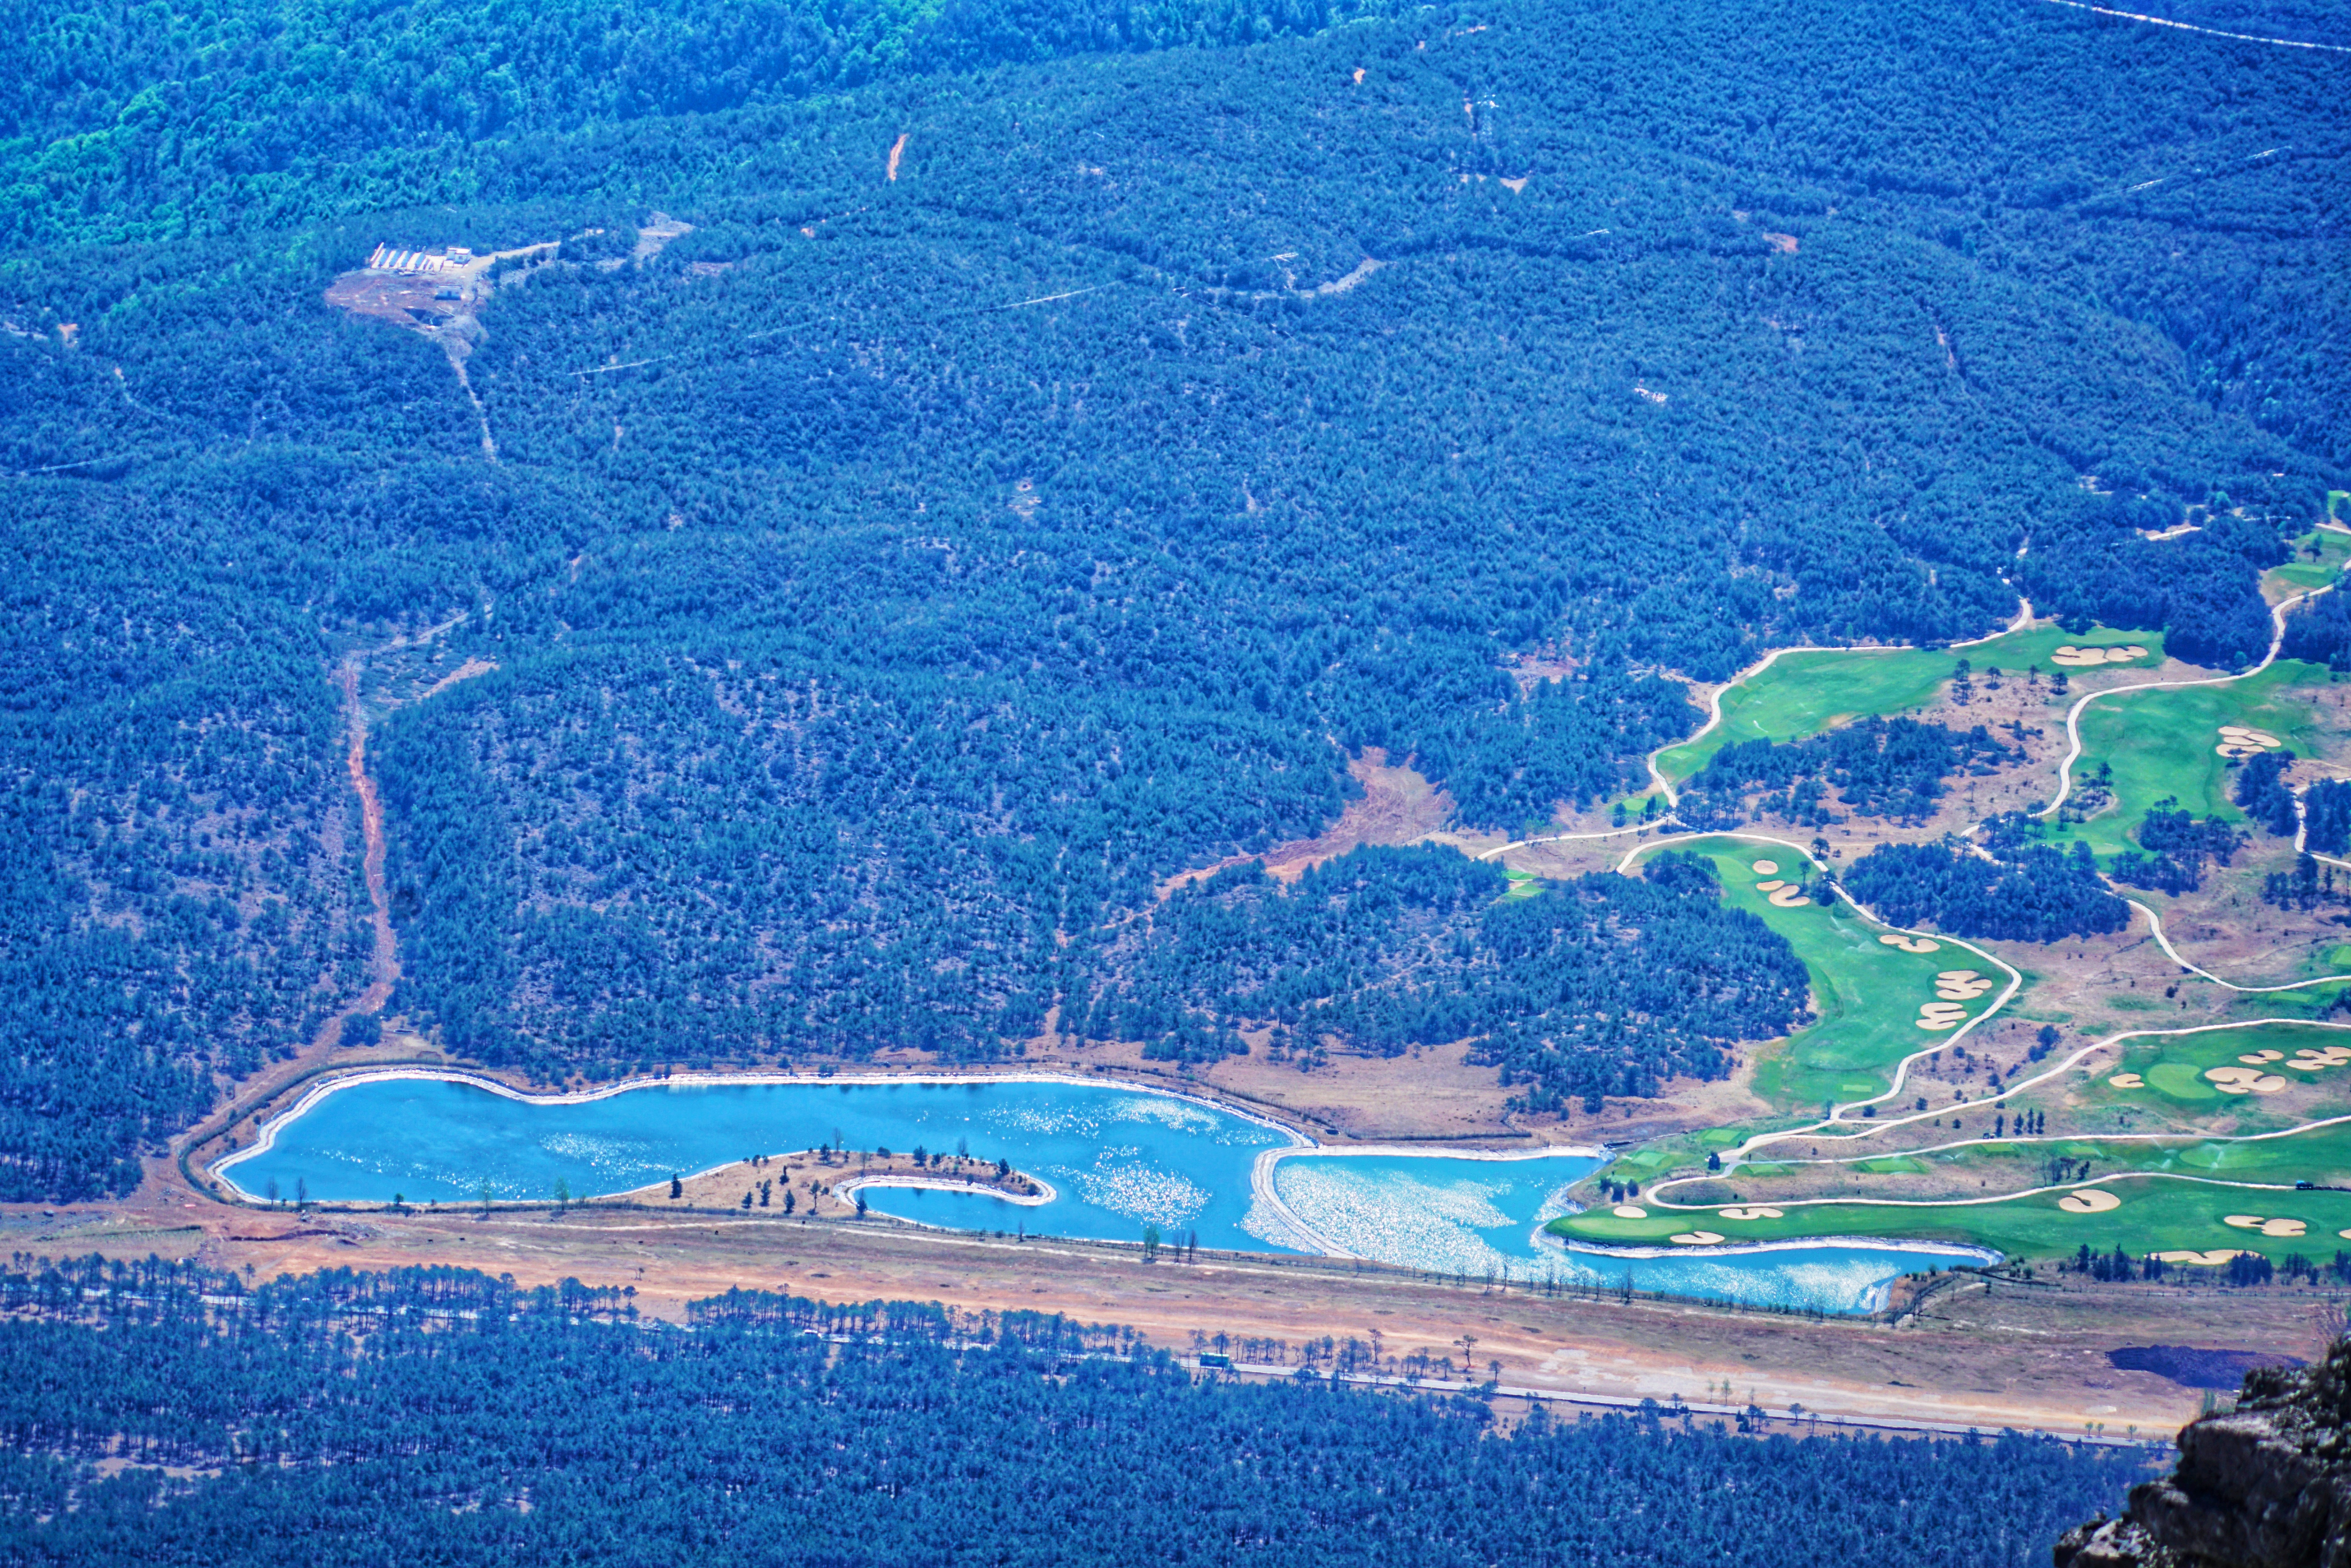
[0,1258,2147,1565]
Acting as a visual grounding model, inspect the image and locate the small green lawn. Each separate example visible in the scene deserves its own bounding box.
[2094,1020,2351,1132]
[2266,530,2351,596]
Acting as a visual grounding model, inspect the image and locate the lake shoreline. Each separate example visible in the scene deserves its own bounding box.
[212,1063,1324,1199]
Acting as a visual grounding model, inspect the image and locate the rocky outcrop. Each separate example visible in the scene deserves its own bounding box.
[2056,1343,2351,1568]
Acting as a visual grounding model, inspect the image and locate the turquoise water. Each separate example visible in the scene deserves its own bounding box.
[222,1074,1983,1312]
[1545,1241,1989,1314]
[1267,1152,1982,1312]
[1268,1152,1601,1270]
[222,1075,1296,1251]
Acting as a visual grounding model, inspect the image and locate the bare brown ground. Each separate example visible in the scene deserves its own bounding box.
[1763,233,1799,254]
[617,1151,1042,1216]
[1060,1038,1525,1143]
[319,660,399,1048]
[12,1176,2313,1440]
[886,132,909,181]
[419,656,496,701]
[322,270,471,332]
[1158,748,1455,896]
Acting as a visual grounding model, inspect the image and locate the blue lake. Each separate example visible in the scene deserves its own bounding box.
[220,1073,1983,1313]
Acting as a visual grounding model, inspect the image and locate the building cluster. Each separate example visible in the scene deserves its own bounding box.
[366,245,474,274]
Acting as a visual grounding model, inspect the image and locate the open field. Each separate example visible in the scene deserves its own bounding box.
[1654,623,2167,785]
[1560,1016,2351,1263]
[2089,1021,2351,1133]
[2265,528,2351,598]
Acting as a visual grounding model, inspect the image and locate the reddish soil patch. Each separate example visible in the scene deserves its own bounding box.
[1763,233,1799,254]
[336,661,399,1021]
[420,656,496,701]
[886,132,909,182]
[323,272,467,332]
[1159,749,1454,897]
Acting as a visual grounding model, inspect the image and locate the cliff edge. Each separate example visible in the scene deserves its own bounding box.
[2058,1341,2350,1568]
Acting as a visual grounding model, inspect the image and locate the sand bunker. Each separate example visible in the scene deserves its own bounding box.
[2155,1249,2258,1266]
[1878,934,1941,953]
[2216,725,2284,759]
[1669,1231,1727,1245]
[1612,1204,1647,1219]
[2288,1047,2351,1072]
[2108,1073,2145,1088]
[1756,879,1786,892]
[2239,1049,2285,1064]
[2051,644,2149,667]
[2205,1066,2290,1094]
[1917,985,1971,1029]
[1751,860,1780,875]
[2058,1189,2121,1213]
[1768,888,1812,908]
[1717,1206,1784,1220]
[2221,1214,2304,1238]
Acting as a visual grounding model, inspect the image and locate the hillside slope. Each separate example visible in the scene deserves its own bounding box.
[0,0,2342,1193]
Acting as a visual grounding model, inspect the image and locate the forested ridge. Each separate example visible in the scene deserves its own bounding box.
[0,0,2343,1193]
[1080,850,1809,1111]
[0,1258,2145,1565]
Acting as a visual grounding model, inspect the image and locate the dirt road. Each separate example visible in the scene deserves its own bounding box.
[9,1171,2308,1445]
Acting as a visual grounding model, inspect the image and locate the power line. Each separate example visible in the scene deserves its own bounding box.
[2035,0,2351,54]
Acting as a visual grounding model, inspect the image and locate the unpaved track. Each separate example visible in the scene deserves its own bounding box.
[19,1174,2271,1440]
[337,658,399,1019]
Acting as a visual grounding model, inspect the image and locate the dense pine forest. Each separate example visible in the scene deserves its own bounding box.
[1082,849,1809,1110]
[1,0,2344,1193]
[0,1258,2146,1565]
[1843,838,2130,944]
